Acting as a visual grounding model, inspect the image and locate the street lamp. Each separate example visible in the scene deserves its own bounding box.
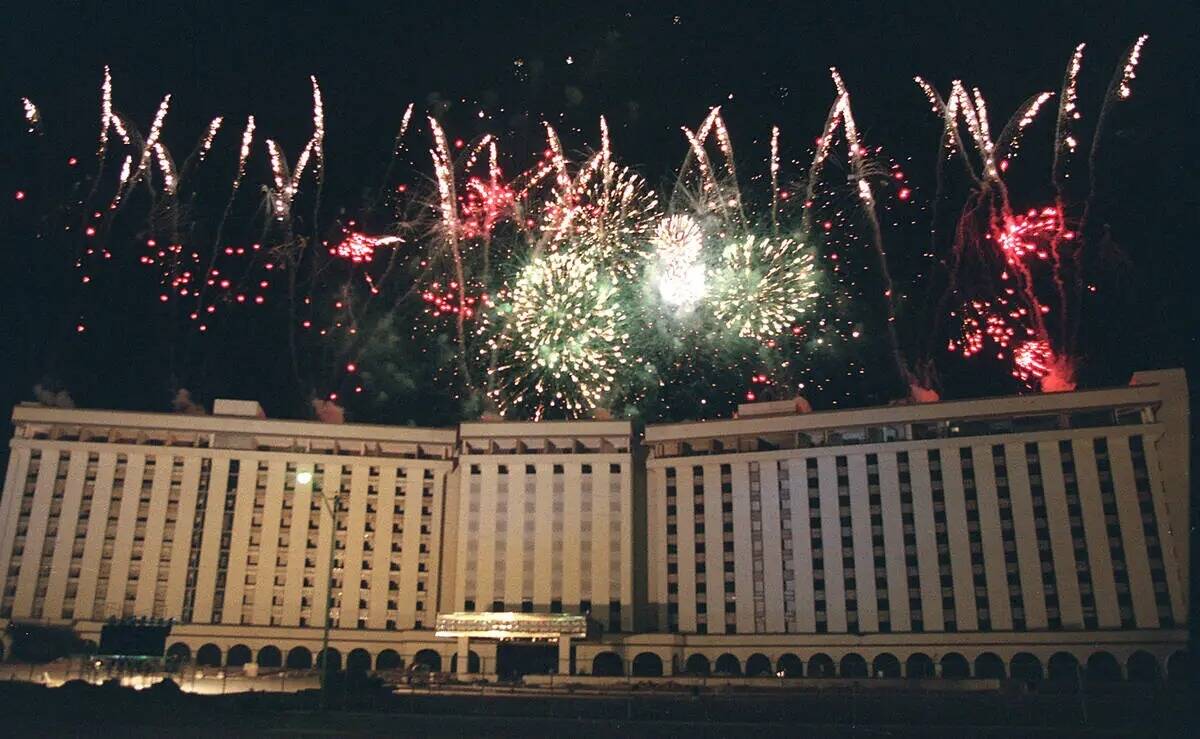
[295,467,343,711]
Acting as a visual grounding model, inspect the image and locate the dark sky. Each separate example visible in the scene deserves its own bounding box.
[2,0,1198,431]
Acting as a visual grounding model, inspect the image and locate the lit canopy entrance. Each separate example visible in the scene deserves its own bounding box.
[434,612,587,677]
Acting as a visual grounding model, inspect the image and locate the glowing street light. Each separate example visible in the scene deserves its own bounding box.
[296,470,313,485]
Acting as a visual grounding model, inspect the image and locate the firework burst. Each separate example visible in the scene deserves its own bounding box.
[710,234,818,342]
[486,251,629,419]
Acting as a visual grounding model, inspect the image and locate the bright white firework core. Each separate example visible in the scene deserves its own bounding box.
[653,215,706,308]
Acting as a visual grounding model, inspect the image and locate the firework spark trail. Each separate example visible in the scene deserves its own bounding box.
[199,116,224,160]
[769,126,781,234]
[21,98,41,133]
[371,102,416,212]
[830,68,912,392]
[127,94,172,191]
[428,116,473,389]
[153,142,177,194]
[1071,34,1150,352]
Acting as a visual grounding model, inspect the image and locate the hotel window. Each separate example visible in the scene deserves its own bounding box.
[928,449,956,630]
[835,456,857,633]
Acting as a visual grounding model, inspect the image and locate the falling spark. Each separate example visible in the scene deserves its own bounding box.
[198,116,223,160]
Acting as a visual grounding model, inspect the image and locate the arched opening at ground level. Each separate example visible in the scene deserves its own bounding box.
[165,643,191,662]
[631,652,663,677]
[1047,652,1079,681]
[714,653,741,676]
[940,653,969,679]
[840,653,868,678]
[194,643,220,667]
[745,653,772,677]
[873,653,901,678]
[287,646,313,669]
[1087,652,1121,682]
[226,644,252,668]
[591,652,623,676]
[808,653,835,678]
[412,649,441,672]
[1126,651,1159,682]
[906,653,934,679]
[684,654,710,676]
[974,653,1005,679]
[346,648,372,674]
[776,654,803,678]
[317,648,342,672]
[256,645,282,668]
[376,649,402,671]
[1010,652,1042,683]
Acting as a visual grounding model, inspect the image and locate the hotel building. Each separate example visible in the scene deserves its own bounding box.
[0,370,1191,681]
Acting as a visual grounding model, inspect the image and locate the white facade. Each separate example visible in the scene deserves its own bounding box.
[0,369,1190,681]
[449,420,636,633]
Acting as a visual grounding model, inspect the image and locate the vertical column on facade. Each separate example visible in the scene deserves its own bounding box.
[220,457,257,623]
[816,456,846,632]
[310,464,337,630]
[785,459,816,633]
[103,454,145,619]
[504,465,526,615]
[563,463,582,613]
[550,463,566,612]
[591,463,612,628]
[877,452,910,631]
[132,454,172,615]
[397,467,424,627]
[339,464,369,628]
[163,457,202,620]
[970,444,1012,630]
[701,463,725,634]
[759,460,786,633]
[1137,438,1186,625]
[281,464,314,626]
[0,449,32,618]
[938,448,977,630]
[1035,441,1083,628]
[1071,438,1119,628]
[74,452,116,620]
[13,449,61,617]
[1107,435,1157,628]
[475,464,498,610]
[730,463,755,634]
[676,466,697,632]
[618,460,635,631]
[1003,443,1048,629]
[847,454,879,632]
[191,457,231,623]
[423,467,448,625]
[453,465,474,610]
[646,466,667,631]
[43,450,89,619]
[907,450,944,630]
[367,466,396,629]
[251,460,286,625]
[533,465,553,612]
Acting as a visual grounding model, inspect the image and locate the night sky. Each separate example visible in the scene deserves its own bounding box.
[1,1,1197,443]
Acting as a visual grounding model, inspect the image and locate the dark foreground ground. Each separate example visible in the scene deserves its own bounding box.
[0,678,1194,737]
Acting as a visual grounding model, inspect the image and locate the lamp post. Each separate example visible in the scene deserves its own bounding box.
[299,468,343,712]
